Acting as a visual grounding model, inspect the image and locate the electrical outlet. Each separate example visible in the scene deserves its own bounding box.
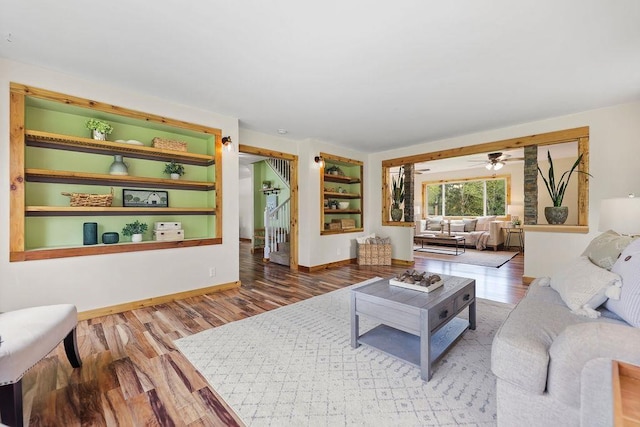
[209,267,216,277]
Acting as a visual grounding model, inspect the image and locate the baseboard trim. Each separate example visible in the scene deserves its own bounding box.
[522,276,535,285]
[299,258,356,273]
[392,259,414,266]
[78,281,241,320]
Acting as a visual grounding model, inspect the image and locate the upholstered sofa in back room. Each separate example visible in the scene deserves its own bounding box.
[491,230,640,426]
[414,216,508,250]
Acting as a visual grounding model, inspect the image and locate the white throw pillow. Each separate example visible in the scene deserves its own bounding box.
[476,215,497,232]
[605,239,640,326]
[550,256,622,318]
[450,223,465,232]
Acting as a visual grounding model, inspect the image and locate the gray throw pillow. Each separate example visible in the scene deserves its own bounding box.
[463,219,478,232]
[581,230,635,270]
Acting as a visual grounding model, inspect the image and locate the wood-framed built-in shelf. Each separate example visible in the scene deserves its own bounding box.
[324,209,362,214]
[26,169,215,191]
[10,83,223,261]
[25,207,216,216]
[320,153,364,235]
[25,130,215,166]
[11,238,222,262]
[323,191,360,199]
[324,174,361,184]
[321,228,365,235]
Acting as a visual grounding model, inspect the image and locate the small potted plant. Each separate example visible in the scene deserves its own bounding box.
[163,160,185,180]
[328,199,339,210]
[122,220,148,242]
[85,119,114,141]
[511,217,522,227]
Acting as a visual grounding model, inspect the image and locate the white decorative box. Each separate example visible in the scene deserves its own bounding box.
[389,278,444,293]
[154,222,182,231]
[153,229,184,241]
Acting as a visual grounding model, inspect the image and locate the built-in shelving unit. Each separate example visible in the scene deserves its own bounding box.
[9,83,223,262]
[320,153,364,235]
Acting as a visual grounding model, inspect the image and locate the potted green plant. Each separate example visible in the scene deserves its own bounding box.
[390,167,405,221]
[85,119,114,140]
[163,160,185,180]
[537,150,592,224]
[122,220,148,242]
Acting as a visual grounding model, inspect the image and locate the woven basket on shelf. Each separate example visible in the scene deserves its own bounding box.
[62,188,114,207]
[152,137,188,152]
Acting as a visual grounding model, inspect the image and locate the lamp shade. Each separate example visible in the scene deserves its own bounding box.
[598,196,640,235]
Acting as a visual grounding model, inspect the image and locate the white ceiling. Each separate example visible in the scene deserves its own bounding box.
[1,1,639,153]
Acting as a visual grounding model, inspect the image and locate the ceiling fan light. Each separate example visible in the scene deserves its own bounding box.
[494,162,504,170]
[485,163,493,170]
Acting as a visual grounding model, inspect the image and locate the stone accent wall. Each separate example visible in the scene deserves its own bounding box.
[403,164,414,222]
[523,145,538,224]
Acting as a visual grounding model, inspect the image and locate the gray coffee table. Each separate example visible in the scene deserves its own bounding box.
[350,275,476,381]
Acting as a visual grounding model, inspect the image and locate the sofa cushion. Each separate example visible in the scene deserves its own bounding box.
[550,256,622,318]
[491,279,598,395]
[581,230,635,270]
[476,215,497,231]
[605,239,640,326]
[463,218,478,232]
[426,216,443,231]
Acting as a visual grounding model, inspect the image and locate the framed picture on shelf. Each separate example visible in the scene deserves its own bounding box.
[123,189,169,208]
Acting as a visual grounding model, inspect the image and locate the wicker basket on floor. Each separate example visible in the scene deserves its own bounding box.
[152,137,188,152]
[62,188,114,207]
[357,242,392,265]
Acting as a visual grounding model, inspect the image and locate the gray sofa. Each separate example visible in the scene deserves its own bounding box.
[491,278,640,426]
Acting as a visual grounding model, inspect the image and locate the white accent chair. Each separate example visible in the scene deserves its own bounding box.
[0,304,82,427]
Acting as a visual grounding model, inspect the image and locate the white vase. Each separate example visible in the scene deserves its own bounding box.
[170,173,180,180]
[109,155,129,176]
[131,233,142,243]
[92,130,106,141]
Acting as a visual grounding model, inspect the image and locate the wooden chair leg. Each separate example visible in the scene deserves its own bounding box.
[63,327,82,368]
[0,380,23,427]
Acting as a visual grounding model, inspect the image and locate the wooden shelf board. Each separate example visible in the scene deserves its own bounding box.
[324,209,362,214]
[323,191,360,199]
[321,228,364,235]
[10,238,222,262]
[25,130,215,166]
[26,206,216,216]
[26,168,215,191]
[323,174,361,184]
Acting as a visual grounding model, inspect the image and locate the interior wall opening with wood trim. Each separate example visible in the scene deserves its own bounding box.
[381,127,590,231]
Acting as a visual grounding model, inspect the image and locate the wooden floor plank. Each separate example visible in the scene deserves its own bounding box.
[17,241,526,426]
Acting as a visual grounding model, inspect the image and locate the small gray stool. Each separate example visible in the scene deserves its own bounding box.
[0,304,82,427]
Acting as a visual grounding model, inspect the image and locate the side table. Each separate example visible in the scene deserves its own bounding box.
[505,227,524,252]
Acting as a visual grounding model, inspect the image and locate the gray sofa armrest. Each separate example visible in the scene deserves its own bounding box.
[547,322,640,408]
[580,358,614,427]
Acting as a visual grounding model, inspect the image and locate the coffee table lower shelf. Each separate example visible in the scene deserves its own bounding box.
[358,318,469,367]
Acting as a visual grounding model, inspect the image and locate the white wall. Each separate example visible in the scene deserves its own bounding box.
[0,59,240,312]
[238,176,253,239]
[367,101,640,278]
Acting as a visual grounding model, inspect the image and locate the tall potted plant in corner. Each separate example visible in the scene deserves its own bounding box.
[390,166,405,221]
[538,150,592,224]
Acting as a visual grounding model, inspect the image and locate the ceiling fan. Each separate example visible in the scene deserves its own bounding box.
[468,152,524,170]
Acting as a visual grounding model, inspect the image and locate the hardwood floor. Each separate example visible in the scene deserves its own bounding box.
[17,242,526,426]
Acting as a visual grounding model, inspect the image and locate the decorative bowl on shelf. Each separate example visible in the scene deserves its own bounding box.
[338,201,350,210]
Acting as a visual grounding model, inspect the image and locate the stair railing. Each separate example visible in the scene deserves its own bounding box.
[263,197,291,260]
[266,158,290,188]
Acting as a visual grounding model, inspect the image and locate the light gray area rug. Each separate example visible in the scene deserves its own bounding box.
[174,278,514,426]
[413,248,518,268]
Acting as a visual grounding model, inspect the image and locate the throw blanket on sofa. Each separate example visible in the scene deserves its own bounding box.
[469,231,490,250]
